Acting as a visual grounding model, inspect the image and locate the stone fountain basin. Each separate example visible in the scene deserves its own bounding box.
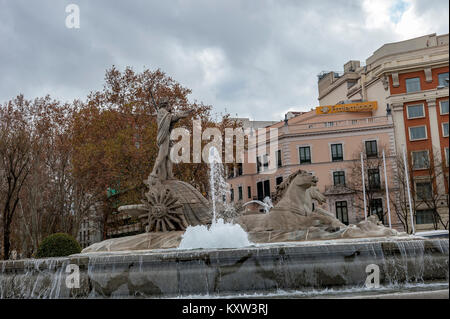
[0,237,448,298]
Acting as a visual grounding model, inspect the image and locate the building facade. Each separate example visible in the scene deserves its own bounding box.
[77,206,104,249]
[226,105,402,229]
[227,33,448,232]
[317,33,449,231]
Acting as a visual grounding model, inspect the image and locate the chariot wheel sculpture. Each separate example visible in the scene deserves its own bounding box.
[142,187,188,232]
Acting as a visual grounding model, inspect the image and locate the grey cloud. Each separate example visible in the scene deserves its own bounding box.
[0,0,448,120]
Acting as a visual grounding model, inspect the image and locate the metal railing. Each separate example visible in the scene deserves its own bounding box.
[288,116,391,131]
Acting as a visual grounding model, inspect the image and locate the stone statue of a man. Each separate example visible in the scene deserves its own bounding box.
[148,97,193,185]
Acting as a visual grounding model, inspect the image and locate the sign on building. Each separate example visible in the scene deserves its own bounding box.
[316,101,378,114]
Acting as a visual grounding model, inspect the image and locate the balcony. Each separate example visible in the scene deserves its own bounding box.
[287,116,392,134]
[324,185,354,196]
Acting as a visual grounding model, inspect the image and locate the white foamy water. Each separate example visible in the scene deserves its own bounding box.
[170,282,449,299]
[178,147,253,249]
[178,218,252,249]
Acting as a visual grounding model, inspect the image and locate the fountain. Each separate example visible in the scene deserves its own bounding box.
[0,98,448,298]
[242,197,273,213]
[178,147,252,249]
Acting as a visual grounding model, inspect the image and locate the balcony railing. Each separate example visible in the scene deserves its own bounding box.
[324,185,354,195]
[288,116,392,131]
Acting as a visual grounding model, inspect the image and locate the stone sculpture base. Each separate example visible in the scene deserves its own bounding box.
[1,238,448,298]
[117,179,212,232]
[82,226,406,253]
[83,211,404,252]
[82,231,184,252]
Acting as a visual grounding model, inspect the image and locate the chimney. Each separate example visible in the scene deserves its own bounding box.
[344,60,360,73]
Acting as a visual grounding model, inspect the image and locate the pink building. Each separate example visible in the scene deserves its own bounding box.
[226,103,403,230]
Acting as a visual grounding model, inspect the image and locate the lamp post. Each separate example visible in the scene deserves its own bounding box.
[383,149,392,228]
[402,146,415,234]
[361,152,367,221]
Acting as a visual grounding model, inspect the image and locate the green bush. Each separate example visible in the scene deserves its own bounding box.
[36,233,81,258]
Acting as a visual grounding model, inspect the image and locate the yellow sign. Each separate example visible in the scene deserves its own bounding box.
[316,101,378,114]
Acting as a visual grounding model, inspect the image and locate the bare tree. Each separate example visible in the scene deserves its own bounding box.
[389,147,448,233]
[412,148,448,230]
[389,153,419,234]
[0,97,33,259]
[346,143,393,225]
[1,96,103,259]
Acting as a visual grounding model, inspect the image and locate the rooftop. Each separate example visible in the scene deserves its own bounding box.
[366,33,449,66]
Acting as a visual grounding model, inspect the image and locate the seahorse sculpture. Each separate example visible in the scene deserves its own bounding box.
[237,169,400,239]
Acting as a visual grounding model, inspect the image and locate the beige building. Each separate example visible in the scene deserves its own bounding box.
[226,105,402,229]
[227,33,449,232]
[317,33,449,231]
[229,117,278,130]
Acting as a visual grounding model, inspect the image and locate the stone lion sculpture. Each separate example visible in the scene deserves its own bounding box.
[236,169,401,240]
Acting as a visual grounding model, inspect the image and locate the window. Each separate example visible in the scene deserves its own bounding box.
[445,148,449,167]
[406,104,425,119]
[276,176,283,186]
[299,146,311,164]
[416,209,435,224]
[440,100,449,115]
[331,144,343,161]
[257,182,264,201]
[412,150,430,170]
[416,182,432,200]
[277,150,282,168]
[230,188,234,202]
[237,163,243,176]
[438,72,449,87]
[369,198,384,224]
[263,154,269,171]
[257,155,269,173]
[248,186,252,199]
[325,122,334,127]
[365,140,378,158]
[333,171,346,186]
[257,180,271,201]
[238,186,243,201]
[405,77,421,93]
[263,180,271,199]
[227,167,233,179]
[409,126,427,141]
[335,201,349,225]
[368,168,381,190]
[442,122,449,137]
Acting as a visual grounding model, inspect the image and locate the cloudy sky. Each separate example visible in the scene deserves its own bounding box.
[0,0,448,120]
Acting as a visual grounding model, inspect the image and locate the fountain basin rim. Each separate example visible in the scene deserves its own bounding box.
[70,235,432,258]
